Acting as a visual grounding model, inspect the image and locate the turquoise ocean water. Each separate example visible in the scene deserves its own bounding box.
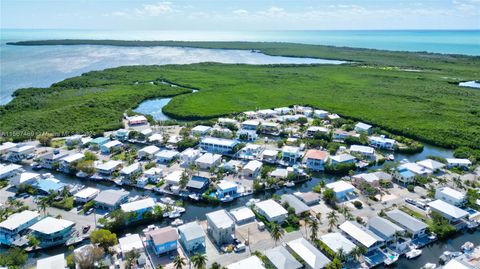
[1,29,479,104]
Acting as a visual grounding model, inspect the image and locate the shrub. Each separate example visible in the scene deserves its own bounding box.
[352,201,363,209]
[407,184,415,192]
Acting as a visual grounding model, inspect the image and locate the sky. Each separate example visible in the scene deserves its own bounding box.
[1,0,479,30]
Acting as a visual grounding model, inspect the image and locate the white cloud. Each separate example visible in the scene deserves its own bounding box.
[134,2,173,16]
[258,6,286,17]
[233,9,248,16]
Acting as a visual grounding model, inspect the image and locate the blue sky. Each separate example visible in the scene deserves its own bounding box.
[1,0,479,30]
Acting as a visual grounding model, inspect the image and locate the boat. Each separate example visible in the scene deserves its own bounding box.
[168,211,181,219]
[421,263,437,269]
[246,198,260,207]
[439,251,461,264]
[220,195,234,202]
[41,173,53,179]
[76,171,88,178]
[461,241,474,252]
[161,197,175,205]
[467,221,479,230]
[406,248,422,259]
[171,219,184,227]
[284,181,295,187]
[383,249,399,265]
[188,193,200,201]
[30,162,42,170]
[387,154,395,161]
[428,233,437,240]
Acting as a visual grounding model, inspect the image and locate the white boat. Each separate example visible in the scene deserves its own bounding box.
[246,198,260,207]
[428,233,437,240]
[171,219,184,227]
[221,195,234,202]
[387,154,395,161]
[76,171,88,178]
[406,248,422,259]
[384,251,399,265]
[285,181,295,187]
[168,211,181,219]
[461,242,474,252]
[467,221,479,229]
[161,197,175,205]
[41,173,53,179]
[421,263,437,269]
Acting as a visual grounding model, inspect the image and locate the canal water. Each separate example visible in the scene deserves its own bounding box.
[9,142,457,266]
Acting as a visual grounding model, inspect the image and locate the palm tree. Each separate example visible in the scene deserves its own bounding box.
[209,262,222,269]
[316,213,322,224]
[308,219,319,242]
[156,265,164,269]
[270,223,284,246]
[38,197,49,216]
[437,177,447,186]
[340,206,353,221]
[191,253,207,269]
[173,255,186,269]
[327,211,338,231]
[352,246,367,261]
[337,247,345,261]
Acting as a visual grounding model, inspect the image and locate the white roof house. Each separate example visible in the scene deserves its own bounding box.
[195,153,222,168]
[287,238,331,269]
[265,246,303,269]
[428,199,469,221]
[36,254,66,269]
[0,210,39,231]
[138,145,160,157]
[165,170,184,185]
[262,149,279,158]
[446,158,472,167]
[148,133,163,143]
[0,164,22,179]
[74,187,100,202]
[399,162,432,176]
[350,145,375,155]
[155,150,179,161]
[326,181,355,194]
[217,180,237,191]
[10,172,40,186]
[443,259,474,269]
[355,122,372,132]
[330,154,356,163]
[191,125,212,135]
[9,144,35,154]
[435,187,466,206]
[229,207,255,225]
[60,153,85,163]
[120,162,142,176]
[320,232,356,255]
[206,209,234,230]
[255,199,288,223]
[228,256,265,269]
[95,160,122,172]
[118,233,144,255]
[121,198,156,213]
[416,159,445,171]
[0,142,17,154]
[29,217,74,235]
[339,221,384,249]
[102,140,123,149]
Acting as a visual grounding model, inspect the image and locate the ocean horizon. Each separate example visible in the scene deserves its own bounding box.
[1,29,479,105]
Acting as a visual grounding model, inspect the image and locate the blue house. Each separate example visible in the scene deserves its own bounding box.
[0,210,40,246]
[187,176,209,193]
[145,226,178,255]
[178,222,206,254]
[216,180,238,199]
[34,178,66,195]
[120,198,156,222]
[29,217,75,248]
[89,137,109,149]
[100,140,123,155]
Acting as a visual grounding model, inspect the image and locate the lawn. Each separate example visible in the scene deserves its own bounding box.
[1,41,479,149]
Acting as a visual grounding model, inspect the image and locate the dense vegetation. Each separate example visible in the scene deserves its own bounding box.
[0,73,191,141]
[2,41,480,149]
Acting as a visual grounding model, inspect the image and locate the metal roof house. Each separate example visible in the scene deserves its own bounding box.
[385,209,428,239]
[206,209,235,246]
[319,232,356,258]
[177,221,206,254]
[36,254,66,269]
[228,256,265,269]
[339,221,384,253]
[229,206,255,225]
[265,246,303,269]
[29,217,75,248]
[280,194,310,216]
[428,200,469,224]
[286,238,331,269]
[255,199,288,224]
[145,226,178,255]
[435,187,466,206]
[199,137,238,154]
[73,187,100,203]
[94,189,130,211]
[368,216,405,244]
[0,210,40,246]
[120,198,156,222]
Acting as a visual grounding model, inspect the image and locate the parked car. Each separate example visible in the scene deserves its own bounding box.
[405,198,415,205]
[234,243,246,252]
[82,225,91,234]
[85,208,94,215]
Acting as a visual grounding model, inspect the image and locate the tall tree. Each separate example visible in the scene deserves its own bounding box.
[327,211,338,231]
[173,255,186,269]
[270,223,284,246]
[191,253,208,269]
[309,219,319,242]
